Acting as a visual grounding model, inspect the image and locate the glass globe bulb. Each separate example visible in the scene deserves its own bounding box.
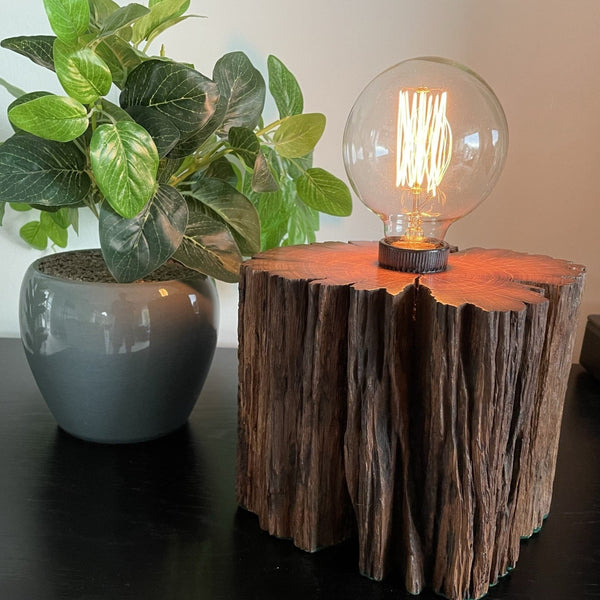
[343,57,508,272]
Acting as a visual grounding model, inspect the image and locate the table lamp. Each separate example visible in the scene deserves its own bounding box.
[237,55,585,600]
[343,56,509,273]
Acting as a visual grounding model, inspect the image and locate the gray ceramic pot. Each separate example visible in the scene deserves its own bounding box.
[19,250,219,444]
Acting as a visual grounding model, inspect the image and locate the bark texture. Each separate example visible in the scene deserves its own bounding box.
[236,242,585,600]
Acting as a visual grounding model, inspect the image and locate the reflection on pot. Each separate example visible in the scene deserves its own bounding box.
[110,292,136,353]
[20,277,50,354]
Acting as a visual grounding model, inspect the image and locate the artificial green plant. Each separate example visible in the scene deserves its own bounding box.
[0,0,351,282]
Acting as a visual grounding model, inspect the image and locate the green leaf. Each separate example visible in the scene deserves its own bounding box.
[213,51,265,133]
[10,202,33,212]
[67,206,80,233]
[20,220,48,250]
[166,115,221,158]
[273,113,325,159]
[98,3,150,38]
[43,0,90,45]
[88,0,120,28]
[187,176,260,256]
[282,151,313,178]
[40,211,68,247]
[0,134,91,206]
[144,14,201,47]
[252,150,278,193]
[127,106,180,157]
[35,205,79,233]
[163,90,226,159]
[0,78,27,99]
[121,59,220,138]
[267,55,303,118]
[247,172,320,249]
[8,91,52,109]
[260,145,284,180]
[295,167,352,216]
[90,121,159,218]
[99,183,188,282]
[228,126,259,166]
[286,200,319,246]
[284,217,303,246]
[95,35,144,88]
[0,202,5,226]
[202,156,237,187]
[7,92,53,134]
[257,191,288,250]
[173,208,242,283]
[49,207,70,227]
[0,36,56,71]
[131,0,189,44]
[260,145,313,181]
[54,39,112,104]
[117,27,133,43]
[8,95,89,142]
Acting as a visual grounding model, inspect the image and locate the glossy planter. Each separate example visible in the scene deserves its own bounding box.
[19,251,218,444]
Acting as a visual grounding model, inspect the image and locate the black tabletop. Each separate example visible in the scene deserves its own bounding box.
[1,337,599,600]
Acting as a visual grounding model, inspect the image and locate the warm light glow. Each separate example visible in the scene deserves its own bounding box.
[396,88,452,196]
[158,288,169,297]
[342,56,509,264]
[390,238,438,251]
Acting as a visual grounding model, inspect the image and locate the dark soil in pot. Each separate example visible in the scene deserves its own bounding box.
[37,249,202,283]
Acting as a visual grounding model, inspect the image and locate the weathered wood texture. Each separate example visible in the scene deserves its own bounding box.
[236,242,585,600]
[237,272,355,551]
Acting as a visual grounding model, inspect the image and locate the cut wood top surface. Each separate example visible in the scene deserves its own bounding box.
[243,242,585,312]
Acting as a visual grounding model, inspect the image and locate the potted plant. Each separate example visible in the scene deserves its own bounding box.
[0,0,352,443]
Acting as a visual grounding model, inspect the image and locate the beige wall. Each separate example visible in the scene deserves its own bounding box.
[0,0,598,353]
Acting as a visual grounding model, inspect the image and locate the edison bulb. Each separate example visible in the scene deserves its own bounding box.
[343,57,508,272]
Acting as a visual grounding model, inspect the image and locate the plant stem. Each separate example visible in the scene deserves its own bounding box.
[91,107,97,131]
[255,117,286,137]
[286,156,310,174]
[196,148,231,169]
[169,145,230,186]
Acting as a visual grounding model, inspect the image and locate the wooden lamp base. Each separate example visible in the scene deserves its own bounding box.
[236,242,585,600]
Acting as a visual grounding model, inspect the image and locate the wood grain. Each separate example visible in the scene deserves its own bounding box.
[236,242,585,600]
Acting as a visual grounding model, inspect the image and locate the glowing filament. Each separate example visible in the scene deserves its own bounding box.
[396,89,452,196]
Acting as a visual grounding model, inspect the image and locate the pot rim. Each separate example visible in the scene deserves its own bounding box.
[28,248,210,288]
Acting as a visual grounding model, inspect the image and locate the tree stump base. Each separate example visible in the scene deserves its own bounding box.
[236,242,585,600]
